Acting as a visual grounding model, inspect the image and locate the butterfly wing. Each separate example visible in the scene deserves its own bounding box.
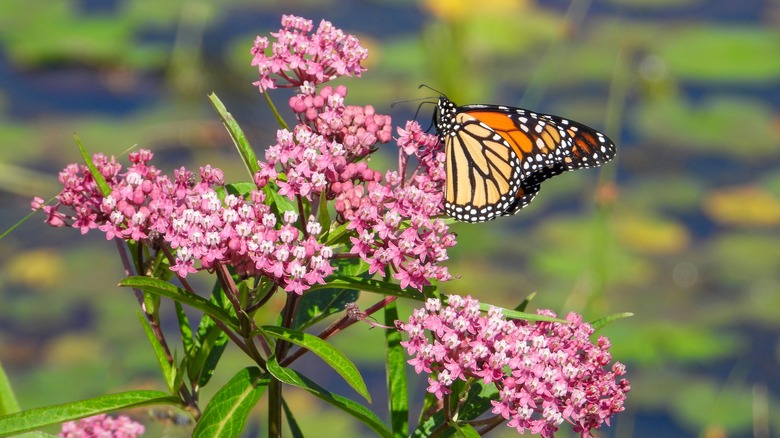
[436,97,616,222]
[441,109,524,222]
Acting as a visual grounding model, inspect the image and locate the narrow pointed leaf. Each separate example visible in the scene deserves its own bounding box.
[309,276,422,300]
[384,301,408,437]
[191,282,232,388]
[119,276,239,331]
[176,301,194,354]
[137,312,176,392]
[317,195,331,241]
[0,391,176,435]
[490,306,563,323]
[73,134,111,197]
[192,367,268,438]
[591,312,634,331]
[189,325,228,389]
[208,93,258,177]
[266,357,391,438]
[281,398,304,438]
[513,291,537,312]
[261,326,369,401]
[12,432,58,437]
[0,361,20,415]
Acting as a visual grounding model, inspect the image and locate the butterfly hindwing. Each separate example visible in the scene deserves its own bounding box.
[434,96,616,223]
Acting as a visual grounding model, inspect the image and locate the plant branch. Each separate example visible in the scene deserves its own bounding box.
[280,295,397,367]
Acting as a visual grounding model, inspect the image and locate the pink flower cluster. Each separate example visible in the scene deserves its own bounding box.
[336,121,453,290]
[251,15,368,91]
[33,150,333,294]
[398,295,630,437]
[250,15,453,291]
[252,39,453,292]
[289,85,393,157]
[60,414,145,438]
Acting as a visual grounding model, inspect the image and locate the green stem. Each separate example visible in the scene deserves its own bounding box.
[280,295,397,367]
[268,377,283,438]
[264,91,290,131]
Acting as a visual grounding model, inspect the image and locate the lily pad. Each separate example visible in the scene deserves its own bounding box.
[706,232,780,287]
[656,26,780,81]
[614,212,690,255]
[703,185,780,227]
[633,96,779,158]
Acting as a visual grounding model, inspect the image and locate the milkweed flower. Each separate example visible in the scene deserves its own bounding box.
[32,149,333,294]
[59,414,145,438]
[398,295,630,437]
[251,14,368,91]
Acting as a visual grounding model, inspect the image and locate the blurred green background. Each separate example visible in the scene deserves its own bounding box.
[1,0,779,436]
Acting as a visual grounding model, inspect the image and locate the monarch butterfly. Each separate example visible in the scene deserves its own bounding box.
[433,95,616,222]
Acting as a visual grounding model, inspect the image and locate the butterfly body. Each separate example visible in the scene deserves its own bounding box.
[433,96,616,222]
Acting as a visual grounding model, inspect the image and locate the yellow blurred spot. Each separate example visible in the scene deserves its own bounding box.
[615,214,690,255]
[45,333,104,365]
[702,425,727,438]
[422,0,528,21]
[4,248,66,290]
[703,186,780,227]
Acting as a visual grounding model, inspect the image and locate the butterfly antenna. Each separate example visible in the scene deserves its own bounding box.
[390,95,435,109]
[418,84,446,96]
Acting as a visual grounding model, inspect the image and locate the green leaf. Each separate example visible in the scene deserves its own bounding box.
[591,312,634,331]
[0,361,20,415]
[12,432,59,437]
[411,381,497,437]
[208,93,258,177]
[175,301,194,357]
[224,182,257,199]
[446,423,480,438]
[486,305,564,323]
[295,258,369,330]
[310,276,423,300]
[317,195,331,242]
[189,325,228,389]
[192,367,268,438]
[73,134,111,197]
[260,326,370,402]
[281,398,304,438]
[455,381,499,421]
[265,183,296,213]
[118,276,239,331]
[266,357,392,438]
[190,281,232,388]
[513,291,537,312]
[0,391,177,435]
[323,221,352,247]
[384,302,408,438]
[295,287,359,331]
[137,312,177,393]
